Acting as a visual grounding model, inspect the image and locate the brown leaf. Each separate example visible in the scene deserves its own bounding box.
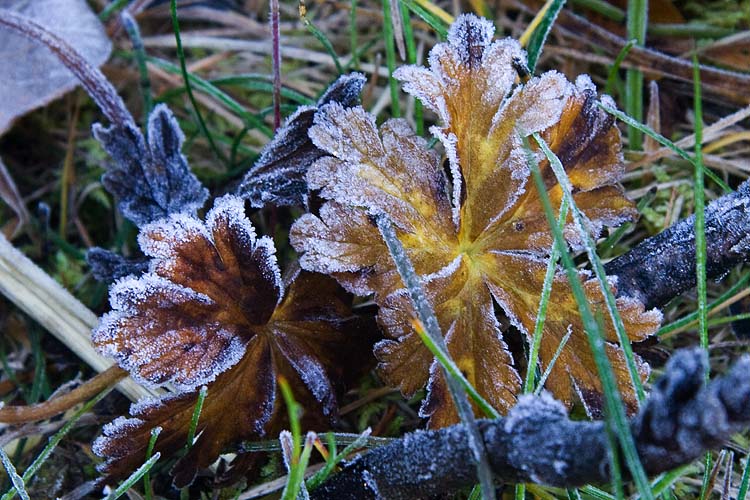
[291,14,661,426]
[93,195,374,486]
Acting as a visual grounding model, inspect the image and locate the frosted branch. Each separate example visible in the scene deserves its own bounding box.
[606,181,750,309]
[310,349,750,498]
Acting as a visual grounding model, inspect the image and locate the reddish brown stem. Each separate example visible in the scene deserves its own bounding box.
[270,0,282,130]
[0,366,127,424]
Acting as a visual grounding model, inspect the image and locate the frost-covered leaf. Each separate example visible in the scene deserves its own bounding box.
[238,73,366,208]
[0,0,111,134]
[86,247,148,282]
[291,13,661,426]
[93,104,209,227]
[93,195,374,486]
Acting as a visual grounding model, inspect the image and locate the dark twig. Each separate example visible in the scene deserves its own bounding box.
[311,349,750,498]
[605,180,750,309]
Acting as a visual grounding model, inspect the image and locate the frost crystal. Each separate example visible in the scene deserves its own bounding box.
[291,13,661,426]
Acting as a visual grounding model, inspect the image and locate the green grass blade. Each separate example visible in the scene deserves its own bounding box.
[300,5,344,74]
[0,450,29,500]
[414,324,499,418]
[657,272,750,336]
[148,57,273,137]
[738,450,750,500]
[99,0,129,21]
[524,198,568,394]
[597,103,732,193]
[533,328,572,395]
[144,426,162,500]
[604,39,635,96]
[186,386,208,449]
[106,453,161,500]
[382,0,401,117]
[169,0,228,165]
[693,50,714,500]
[524,135,653,500]
[692,53,709,374]
[376,215,496,500]
[307,429,372,490]
[525,0,566,74]
[211,74,315,105]
[533,132,645,401]
[625,0,647,149]
[398,0,448,38]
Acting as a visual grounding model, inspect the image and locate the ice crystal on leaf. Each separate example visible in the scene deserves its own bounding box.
[93,194,373,486]
[291,14,662,426]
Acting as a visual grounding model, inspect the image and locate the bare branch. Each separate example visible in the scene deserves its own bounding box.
[606,181,750,309]
[311,349,750,498]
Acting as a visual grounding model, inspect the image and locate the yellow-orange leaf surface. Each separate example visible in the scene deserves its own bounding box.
[291,14,662,426]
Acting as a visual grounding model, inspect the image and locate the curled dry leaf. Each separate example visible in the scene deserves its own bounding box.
[291,14,662,426]
[92,104,209,228]
[93,195,374,486]
[0,0,110,134]
[237,73,367,208]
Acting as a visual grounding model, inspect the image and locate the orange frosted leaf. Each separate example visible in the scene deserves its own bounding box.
[292,13,662,427]
[482,252,660,416]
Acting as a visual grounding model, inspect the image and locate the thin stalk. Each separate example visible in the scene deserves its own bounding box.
[270,0,282,130]
[376,215,495,500]
[0,365,126,423]
[382,0,401,117]
[524,199,568,393]
[524,135,653,500]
